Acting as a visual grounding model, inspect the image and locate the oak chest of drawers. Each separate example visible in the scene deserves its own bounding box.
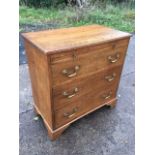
[22,25,131,140]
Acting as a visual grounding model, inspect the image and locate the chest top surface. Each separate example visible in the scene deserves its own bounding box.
[22,24,131,54]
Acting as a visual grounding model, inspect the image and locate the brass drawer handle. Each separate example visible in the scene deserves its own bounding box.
[63,107,78,118]
[62,65,80,78]
[102,91,112,100]
[105,73,116,82]
[63,87,78,99]
[108,53,120,63]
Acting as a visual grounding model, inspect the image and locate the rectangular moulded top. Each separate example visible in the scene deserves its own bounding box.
[22,24,131,55]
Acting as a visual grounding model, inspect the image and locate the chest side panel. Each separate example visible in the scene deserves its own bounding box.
[24,40,53,129]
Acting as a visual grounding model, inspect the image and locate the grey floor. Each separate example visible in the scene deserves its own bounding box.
[19,35,135,155]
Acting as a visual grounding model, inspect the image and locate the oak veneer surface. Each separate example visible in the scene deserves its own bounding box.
[22,25,131,140]
[55,85,118,128]
[51,41,128,86]
[22,25,131,54]
[24,40,53,129]
[53,65,123,110]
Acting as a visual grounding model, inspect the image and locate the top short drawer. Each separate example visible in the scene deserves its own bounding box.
[50,38,129,86]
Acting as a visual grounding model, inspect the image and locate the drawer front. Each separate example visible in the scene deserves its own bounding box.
[53,65,123,110]
[51,39,129,86]
[54,87,117,128]
[50,38,129,64]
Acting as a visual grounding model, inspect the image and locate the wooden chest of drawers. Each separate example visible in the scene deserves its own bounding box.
[22,25,131,140]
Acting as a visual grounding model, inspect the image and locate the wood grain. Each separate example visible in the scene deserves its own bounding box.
[22,25,131,54]
[24,40,54,129]
[51,38,129,86]
[50,38,129,64]
[54,86,117,128]
[53,65,123,110]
